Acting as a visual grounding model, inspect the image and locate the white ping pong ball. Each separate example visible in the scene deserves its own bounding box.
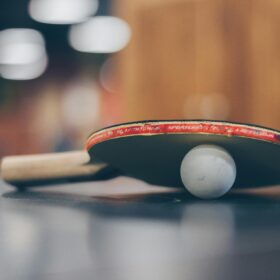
[180,145,236,199]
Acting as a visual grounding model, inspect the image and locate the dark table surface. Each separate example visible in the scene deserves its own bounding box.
[1,177,280,280]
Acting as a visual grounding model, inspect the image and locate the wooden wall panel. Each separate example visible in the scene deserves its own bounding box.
[116,0,280,129]
[134,1,196,119]
[246,0,280,129]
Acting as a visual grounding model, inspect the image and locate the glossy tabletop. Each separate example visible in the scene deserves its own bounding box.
[1,178,280,280]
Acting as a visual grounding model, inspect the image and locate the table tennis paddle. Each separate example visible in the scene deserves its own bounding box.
[1,120,280,190]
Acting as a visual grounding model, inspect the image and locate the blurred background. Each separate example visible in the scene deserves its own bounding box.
[0,0,280,157]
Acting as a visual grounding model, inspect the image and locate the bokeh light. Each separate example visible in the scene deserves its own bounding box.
[28,0,99,24]
[68,16,131,53]
[61,80,101,129]
[0,28,48,80]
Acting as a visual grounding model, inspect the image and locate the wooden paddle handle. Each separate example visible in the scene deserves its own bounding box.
[1,151,114,188]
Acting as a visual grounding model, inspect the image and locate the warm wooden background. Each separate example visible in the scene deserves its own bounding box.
[115,0,280,129]
[1,0,280,157]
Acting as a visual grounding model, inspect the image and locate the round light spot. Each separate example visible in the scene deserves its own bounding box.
[29,0,98,24]
[69,16,131,53]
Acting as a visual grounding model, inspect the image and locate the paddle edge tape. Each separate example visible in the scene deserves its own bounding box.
[86,120,280,150]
